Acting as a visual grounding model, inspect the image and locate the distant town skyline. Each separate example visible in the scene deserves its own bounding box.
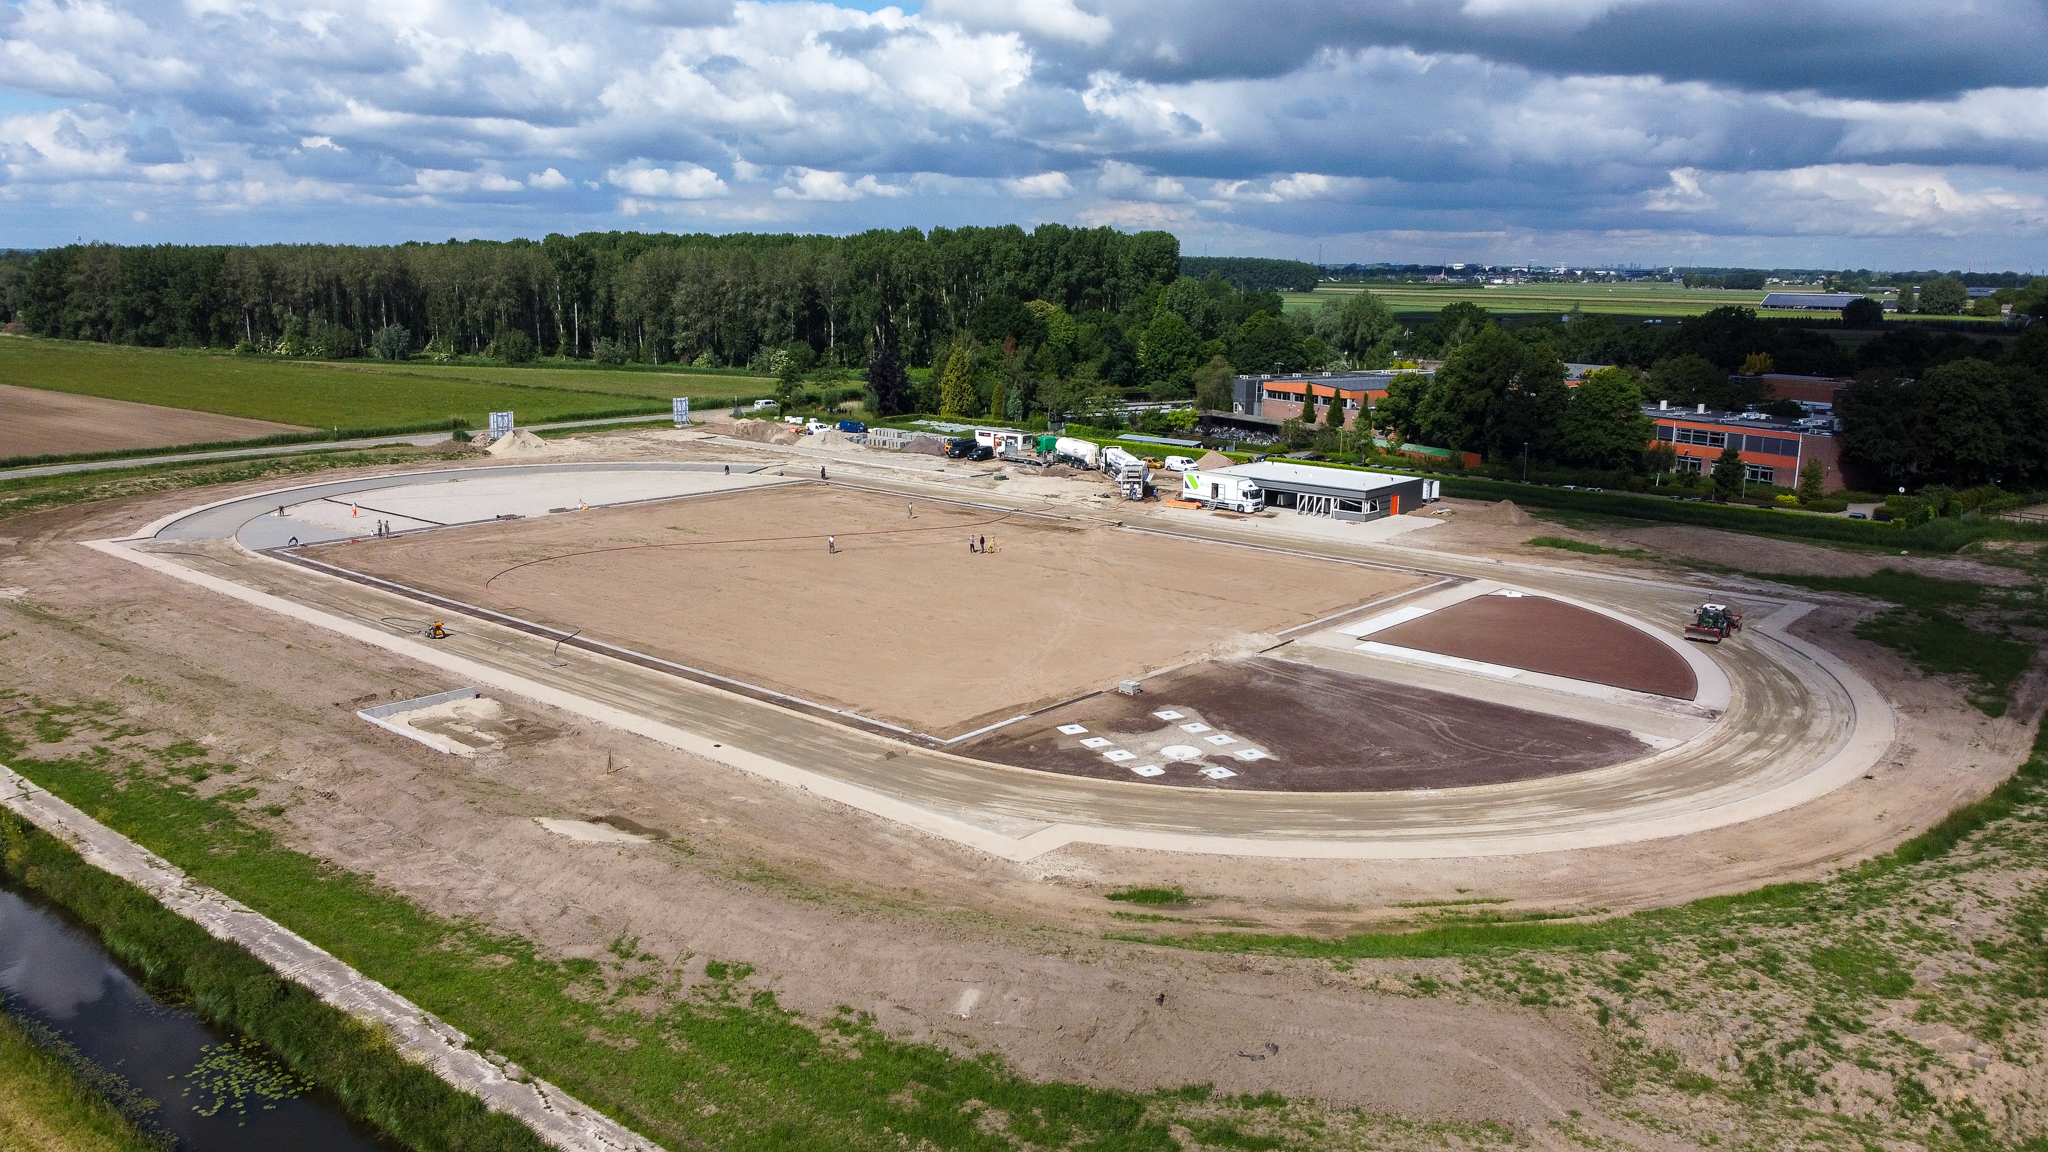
[1,0,2044,268]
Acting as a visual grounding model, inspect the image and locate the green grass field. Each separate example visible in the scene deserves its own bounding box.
[1283,282,2003,324]
[0,338,773,429]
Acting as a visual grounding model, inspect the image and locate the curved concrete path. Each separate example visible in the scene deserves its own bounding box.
[89,463,1893,861]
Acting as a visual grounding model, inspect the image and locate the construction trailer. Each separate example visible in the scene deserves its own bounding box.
[975,428,1038,459]
[1206,461,1433,522]
[1181,470,1266,513]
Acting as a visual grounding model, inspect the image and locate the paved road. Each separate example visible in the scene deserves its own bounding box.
[99,461,1891,861]
[0,413,687,484]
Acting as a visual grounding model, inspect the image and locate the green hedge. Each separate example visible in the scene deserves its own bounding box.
[0,814,549,1152]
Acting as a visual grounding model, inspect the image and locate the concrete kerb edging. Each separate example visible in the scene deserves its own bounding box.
[84,535,1894,861]
[0,763,662,1152]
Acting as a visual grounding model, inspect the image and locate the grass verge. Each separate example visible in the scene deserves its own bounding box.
[0,715,1202,1151]
[0,1008,170,1152]
[1110,718,2047,962]
[0,812,548,1152]
[1524,535,1649,558]
[1767,569,2041,716]
[0,419,475,471]
[0,338,766,429]
[1441,474,2048,554]
[0,444,478,522]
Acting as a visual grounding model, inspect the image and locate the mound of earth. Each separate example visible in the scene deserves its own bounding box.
[1467,499,1533,525]
[1196,450,1236,469]
[726,420,802,446]
[485,429,552,456]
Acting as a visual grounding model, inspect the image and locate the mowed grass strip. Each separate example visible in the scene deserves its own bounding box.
[0,716,1196,1152]
[0,338,770,428]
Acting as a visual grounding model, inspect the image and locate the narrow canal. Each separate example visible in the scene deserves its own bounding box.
[0,880,401,1151]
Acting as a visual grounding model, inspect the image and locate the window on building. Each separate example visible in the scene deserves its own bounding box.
[1745,464,1776,484]
[1675,455,1704,474]
[1674,427,1727,448]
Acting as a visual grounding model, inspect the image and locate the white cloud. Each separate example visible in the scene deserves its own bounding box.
[1004,171,1073,198]
[1096,159,1189,201]
[1644,166,1713,212]
[926,0,1113,45]
[773,167,906,200]
[0,0,2043,263]
[605,161,729,198]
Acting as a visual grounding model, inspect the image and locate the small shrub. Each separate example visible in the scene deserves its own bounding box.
[1105,886,1188,906]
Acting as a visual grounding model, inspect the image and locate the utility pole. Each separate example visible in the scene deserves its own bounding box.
[1522,441,1530,483]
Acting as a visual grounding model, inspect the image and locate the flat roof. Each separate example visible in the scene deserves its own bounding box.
[1213,461,1418,495]
[1644,405,1832,435]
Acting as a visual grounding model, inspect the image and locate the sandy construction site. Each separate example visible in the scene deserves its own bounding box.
[319,483,1426,736]
[4,421,2040,1146]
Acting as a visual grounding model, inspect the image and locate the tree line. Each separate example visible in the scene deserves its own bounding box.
[0,227,1179,374]
[1356,301,2048,490]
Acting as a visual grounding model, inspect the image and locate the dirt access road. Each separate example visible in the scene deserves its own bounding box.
[0,382,301,458]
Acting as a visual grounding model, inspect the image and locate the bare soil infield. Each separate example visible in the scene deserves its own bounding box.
[966,655,1650,790]
[1371,591,1699,699]
[0,382,301,459]
[321,483,1425,736]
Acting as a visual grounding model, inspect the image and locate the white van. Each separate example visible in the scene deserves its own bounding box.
[1163,456,1196,473]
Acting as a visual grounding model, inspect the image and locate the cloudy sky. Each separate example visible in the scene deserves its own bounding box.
[3,0,2045,267]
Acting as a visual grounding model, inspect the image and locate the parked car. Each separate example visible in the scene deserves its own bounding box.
[1848,512,1868,520]
[945,437,978,458]
[803,419,831,434]
[968,444,995,461]
[751,398,777,410]
[1163,455,1196,472]
[837,419,867,433]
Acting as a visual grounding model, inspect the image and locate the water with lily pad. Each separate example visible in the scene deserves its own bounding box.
[0,882,398,1151]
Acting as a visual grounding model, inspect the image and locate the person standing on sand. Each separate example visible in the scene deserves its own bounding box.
[723,464,729,476]
[827,536,837,554]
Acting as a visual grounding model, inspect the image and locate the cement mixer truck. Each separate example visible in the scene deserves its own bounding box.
[1052,436,1100,468]
[1101,446,1151,500]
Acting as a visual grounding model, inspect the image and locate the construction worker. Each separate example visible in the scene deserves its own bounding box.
[820,465,827,480]
[723,464,729,475]
[907,503,914,519]
[827,535,837,554]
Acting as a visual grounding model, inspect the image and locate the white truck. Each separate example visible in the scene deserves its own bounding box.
[1163,455,1197,472]
[1052,436,1101,468]
[1100,446,1151,500]
[1181,470,1265,513]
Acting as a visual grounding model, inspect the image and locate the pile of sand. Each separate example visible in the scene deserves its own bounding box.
[1195,450,1236,470]
[1466,499,1534,525]
[485,429,552,457]
[728,420,802,446]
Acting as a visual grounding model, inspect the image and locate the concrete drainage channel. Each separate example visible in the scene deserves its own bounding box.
[0,763,662,1152]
